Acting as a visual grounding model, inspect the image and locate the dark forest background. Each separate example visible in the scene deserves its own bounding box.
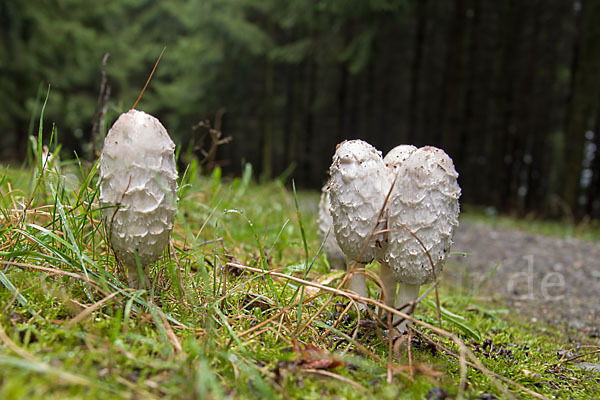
[1,0,599,219]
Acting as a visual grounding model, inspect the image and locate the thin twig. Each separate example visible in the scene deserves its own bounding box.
[0,261,87,280]
[158,309,182,353]
[64,289,129,329]
[131,47,166,110]
[303,369,367,392]
[553,348,600,367]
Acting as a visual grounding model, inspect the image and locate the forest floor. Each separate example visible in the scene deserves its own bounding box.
[448,219,600,339]
[1,158,599,398]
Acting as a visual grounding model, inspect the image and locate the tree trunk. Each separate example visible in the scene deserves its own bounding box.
[260,58,274,181]
[407,0,427,142]
[283,64,296,167]
[336,65,348,144]
[438,0,466,154]
[304,61,317,182]
[586,92,600,218]
[562,0,600,214]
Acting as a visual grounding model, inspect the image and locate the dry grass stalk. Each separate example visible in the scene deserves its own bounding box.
[303,369,367,392]
[63,289,129,329]
[225,261,550,400]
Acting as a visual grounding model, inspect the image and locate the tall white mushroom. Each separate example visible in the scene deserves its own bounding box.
[99,109,178,288]
[381,146,460,328]
[317,187,346,271]
[327,140,393,296]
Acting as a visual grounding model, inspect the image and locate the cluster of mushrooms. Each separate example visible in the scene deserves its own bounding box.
[97,109,460,332]
[319,140,461,328]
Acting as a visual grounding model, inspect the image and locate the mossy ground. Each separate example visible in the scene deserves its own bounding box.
[0,158,598,399]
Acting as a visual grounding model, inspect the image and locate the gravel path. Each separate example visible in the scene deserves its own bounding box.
[447,220,600,337]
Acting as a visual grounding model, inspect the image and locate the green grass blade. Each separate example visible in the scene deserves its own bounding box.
[0,270,28,307]
[422,299,482,341]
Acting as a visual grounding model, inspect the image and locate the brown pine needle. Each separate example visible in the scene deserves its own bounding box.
[64,289,128,329]
[158,309,182,353]
[0,261,87,281]
[131,46,166,110]
[303,369,367,392]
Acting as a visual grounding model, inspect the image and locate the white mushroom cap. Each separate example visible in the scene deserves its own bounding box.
[317,187,346,270]
[99,109,178,269]
[383,146,460,285]
[328,140,393,263]
[383,144,417,172]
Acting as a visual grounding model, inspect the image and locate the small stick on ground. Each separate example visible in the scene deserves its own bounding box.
[64,289,128,329]
[303,369,367,392]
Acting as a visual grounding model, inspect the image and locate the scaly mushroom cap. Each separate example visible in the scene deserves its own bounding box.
[99,109,178,268]
[383,146,460,285]
[328,140,393,263]
[317,187,346,270]
[383,144,417,172]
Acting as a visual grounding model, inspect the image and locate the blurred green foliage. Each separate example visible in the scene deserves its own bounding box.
[0,0,399,153]
[1,0,599,218]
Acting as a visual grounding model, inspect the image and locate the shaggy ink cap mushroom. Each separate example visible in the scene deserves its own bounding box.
[328,139,393,264]
[327,139,394,297]
[99,109,178,288]
[317,187,346,271]
[379,145,461,327]
[383,145,460,285]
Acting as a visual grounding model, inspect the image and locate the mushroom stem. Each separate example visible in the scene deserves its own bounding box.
[380,261,421,330]
[379,261,397,309]
[394,282,420,331]
[346,256,367,298]
[127,264,148,289]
